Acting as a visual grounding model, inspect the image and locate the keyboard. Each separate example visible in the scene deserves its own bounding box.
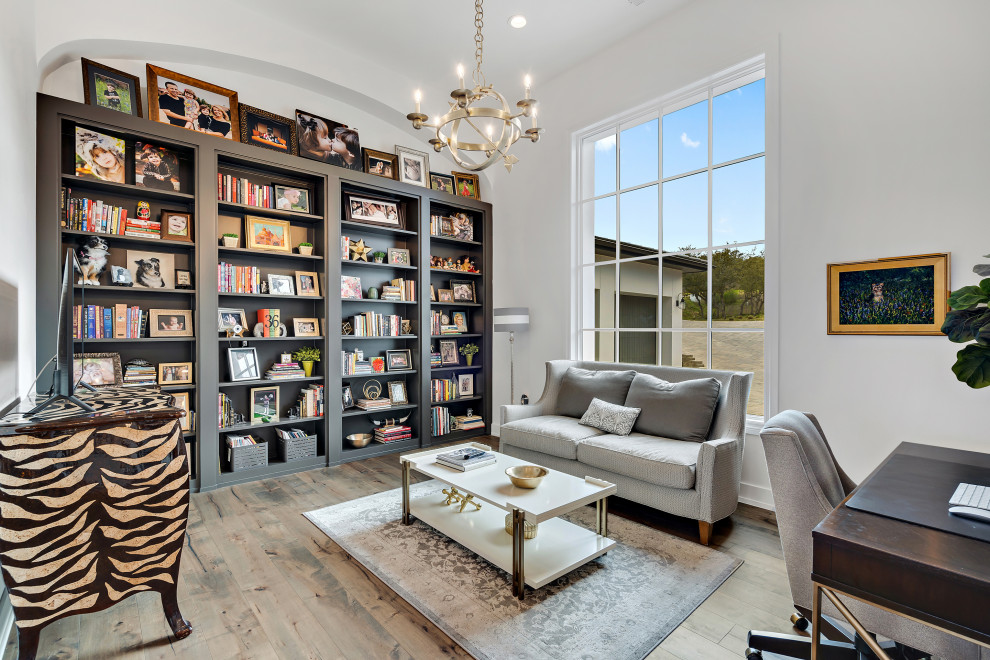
[949,483,990,511]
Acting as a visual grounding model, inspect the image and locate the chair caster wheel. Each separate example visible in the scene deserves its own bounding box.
[790,613,809,632]
[745,649,762,660]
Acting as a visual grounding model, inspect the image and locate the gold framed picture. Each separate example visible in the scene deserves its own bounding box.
[293,318,320,337]
[160,210,192,242]
[158,361,193,385]
[295,271,321,297]
[246,216,292,252]
[826,253,950,335]
[453,171,480,200]
[147,64,239,140]
[363,148,397,180]
[149,309,194,337]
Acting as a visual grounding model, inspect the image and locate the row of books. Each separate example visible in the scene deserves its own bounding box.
[217,174,274,208]
[276,428,309,440]
[375,424,412,444]
[265,361,306,380]
[226,434,258,447]
[430,378,461,403]
[431,407,452,437]
[218,263,262,294]
[298,385,325,417]
[61,188,130,234]
[350,312,406,337]
[124,363,156,386]
[218,393,238,429]
[435,446,495,471]
[454,414,485,431]
[381,279,415,301]
[73,304,146,339]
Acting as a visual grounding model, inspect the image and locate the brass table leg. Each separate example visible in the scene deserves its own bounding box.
[821,587,892,660]
[401,461,411,525]
[811,582,821,660]
[512,508,525,599]
[596,496,608,537]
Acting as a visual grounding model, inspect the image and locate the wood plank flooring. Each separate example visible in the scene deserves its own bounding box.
[3,438,800,660]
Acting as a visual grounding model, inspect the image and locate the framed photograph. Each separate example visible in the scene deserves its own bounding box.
[451,280,475,303]
[81,58,143,117]
[218,308,248,332]
[385,349,413,372]
[160,211,192,242]
[457,374,474,397]
[439,217,455,236]
[227,347,260,382]
[74,127,126,183]
[295,110,360,170]
[430,172,455,194]
[72,352,122,387]
[438,288,453,303]
[127,250,175,289]
[430,284,437,302]
[452,311,468,333]
[159,362,193,385]
[387,381,408,405]
[342,386,355,411]
[239,103,297,155]
[280,352,293,364]
[341,275,362,300]
[827,253,950,335]
[246,216,291,252]
[267,274,296,296]
[250,386,280,424]
[388,248,411,266]
[135,142,182,192]
[293,318,320,337]
[451,212,474,241]
[295,271,320,297]
[363,148,397,179]
[171,391,192,431]
[344,192,403,229]
[395,145,429,187]
[149,309,194,337]
[453,171,481,200]
[175,269,193,289]
[147,64,239,140]
[109,265,132,286]
[439,340,459,366]
[274,185,310,214]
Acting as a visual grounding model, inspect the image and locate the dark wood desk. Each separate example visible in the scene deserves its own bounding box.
[811,442,990,658]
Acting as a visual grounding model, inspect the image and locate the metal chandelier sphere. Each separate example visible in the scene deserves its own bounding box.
[406,0,543,173]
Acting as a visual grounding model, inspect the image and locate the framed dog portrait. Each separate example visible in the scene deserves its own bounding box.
[239,103,297,155]
[430,172,455,194]
[149,309,194,337]
[363,148,397,180]
[82,58,143,117]
[295,271,320,297]
[385,349,413,372]
[246,216,291,252]
[227,347,260,382]
[293,318,320,337]
[344,193,403,229]
[295,110,360,170]
[395,145,429,187]
[126,250,175,289]
[147,64,239,140]
[439,340,459,366]
[274,185,310,214]
[453,171,480,199]
[160,211,192,242]
[73,352,123,387]
[159,362,193,385]
[250,386,280,424]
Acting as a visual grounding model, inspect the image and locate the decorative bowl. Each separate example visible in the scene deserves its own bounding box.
[505,465,549,489]
[346,433,373,448]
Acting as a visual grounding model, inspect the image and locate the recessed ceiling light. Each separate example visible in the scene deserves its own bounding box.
[509,15,527,28]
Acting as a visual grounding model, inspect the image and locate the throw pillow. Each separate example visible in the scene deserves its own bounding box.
[579,398,641,436]
[624,374,722,442]
[556,367,637,418]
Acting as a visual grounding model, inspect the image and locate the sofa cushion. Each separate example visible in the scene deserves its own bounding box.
[577,433,701,489]
[624,374,721,443]
[556,367,637,418]
[579,398,641,436]
[499,415,605,460]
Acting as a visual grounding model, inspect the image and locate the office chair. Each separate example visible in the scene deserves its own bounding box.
[746,410,986,660]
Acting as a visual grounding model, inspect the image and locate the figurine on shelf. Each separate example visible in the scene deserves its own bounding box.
[462,257,479,273]
[136,200,151,220]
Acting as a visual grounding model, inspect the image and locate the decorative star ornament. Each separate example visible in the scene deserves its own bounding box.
[349,239,372,261]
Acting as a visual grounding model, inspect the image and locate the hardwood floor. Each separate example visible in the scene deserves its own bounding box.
[3,438,800,660]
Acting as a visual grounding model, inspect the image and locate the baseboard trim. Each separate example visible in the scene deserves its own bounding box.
[738,482,775,510]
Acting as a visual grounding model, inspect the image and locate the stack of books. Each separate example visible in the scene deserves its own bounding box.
[123,362,156,387]
[435,447,496,471]
[299,385,324,417]
[382,278,414,301]
[356,397,392,411]
[342,351,373,375]
[124,216,161,239]
[265,361,306,380]
[454,414,485,431]
[430,352,442,368]
[375,424,412,444]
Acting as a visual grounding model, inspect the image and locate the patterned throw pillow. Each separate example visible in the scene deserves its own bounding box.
[579,397,642,436]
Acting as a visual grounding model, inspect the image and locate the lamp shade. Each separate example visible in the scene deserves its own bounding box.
[494,307,530,333]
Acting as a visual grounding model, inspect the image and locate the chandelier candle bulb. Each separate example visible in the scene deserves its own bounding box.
[457,64,465,89]
[414,89,422,114]
[525,75,532,98]
[532,107,538,129]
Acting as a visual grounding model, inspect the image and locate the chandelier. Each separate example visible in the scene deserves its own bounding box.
[406,0,542,173]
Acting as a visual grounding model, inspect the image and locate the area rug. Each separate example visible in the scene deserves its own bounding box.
[304,482,741,660]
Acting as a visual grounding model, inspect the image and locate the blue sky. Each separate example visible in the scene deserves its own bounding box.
[593,78,765,255]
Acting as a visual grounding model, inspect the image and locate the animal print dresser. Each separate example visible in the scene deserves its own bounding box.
[0,387,192,660]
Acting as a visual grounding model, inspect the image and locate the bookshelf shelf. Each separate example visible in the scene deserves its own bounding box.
[218,336,324,342]
[73,337,196,343]
[431,334,483,339]
[161,384,197,392]
[218,376,323,388]
[219,292,326,300]
[61,174,196,203]
[341,404,417,418]
[341,298,416,305]
[431,365,484,373]
[339,437,420,461]
[342,370,418,379]
[219,415,324,432]
[341,335,417,340]
[430,396,484,407]
[219,246,324,261]
[217,201,323,222]
[430,269,483,277]
[340,220,417,238]
[428,235,483,247]
[432,302,482,308]
[340,259,417,271]
[74,286,196,296]
[61,229,195,249]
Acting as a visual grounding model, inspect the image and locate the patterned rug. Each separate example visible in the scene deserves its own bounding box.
[305,482,741,660]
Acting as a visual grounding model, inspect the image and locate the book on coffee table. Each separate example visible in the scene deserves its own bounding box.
[435,447,496,471]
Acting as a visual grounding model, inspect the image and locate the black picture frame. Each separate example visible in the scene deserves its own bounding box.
[450,280,475,303]
[385,349,413,372]
[343,192,404,230]
[239,103,298,155]
[81,58,143,117]
[430,172,455,194]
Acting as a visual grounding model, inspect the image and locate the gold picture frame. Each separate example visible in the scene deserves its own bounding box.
[246,216,292,252]
[295,271,321,297]
[293,318,320,337]
[149,309,194,337]
[146,64,239,140]
[159,361,193,385]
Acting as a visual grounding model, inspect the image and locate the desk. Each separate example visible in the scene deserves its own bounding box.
[811,442,990,659]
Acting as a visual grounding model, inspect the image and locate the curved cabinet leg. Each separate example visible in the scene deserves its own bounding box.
[161,588,193,640]
[16,626,39,660]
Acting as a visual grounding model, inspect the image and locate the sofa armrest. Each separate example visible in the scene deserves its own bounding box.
[500,402,549,426]
[697,436,744,523]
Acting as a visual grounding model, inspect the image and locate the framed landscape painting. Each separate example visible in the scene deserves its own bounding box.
[827,253,949,335]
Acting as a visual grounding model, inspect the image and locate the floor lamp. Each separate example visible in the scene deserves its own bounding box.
[494,308,530,405]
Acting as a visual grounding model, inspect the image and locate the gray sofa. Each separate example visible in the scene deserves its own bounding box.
[499,360,753,544]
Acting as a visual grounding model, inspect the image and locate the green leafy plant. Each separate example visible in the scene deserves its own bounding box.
[941,254,990,388]
[293,346,321,362]
[298,241,313,247]
[459,343,479,357]
[221,232,239,238]
[372,251,387,260]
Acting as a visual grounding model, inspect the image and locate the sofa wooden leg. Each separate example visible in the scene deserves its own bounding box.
[699,520,713,545]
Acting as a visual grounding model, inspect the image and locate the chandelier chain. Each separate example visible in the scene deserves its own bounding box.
[473,0,486,87]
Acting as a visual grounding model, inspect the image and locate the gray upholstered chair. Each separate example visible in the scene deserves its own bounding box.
[747,410,986,659]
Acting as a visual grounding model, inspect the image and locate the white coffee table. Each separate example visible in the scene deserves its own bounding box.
[400,442,616,599]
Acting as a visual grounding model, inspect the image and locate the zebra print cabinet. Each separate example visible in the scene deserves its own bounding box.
[0,388,191,660]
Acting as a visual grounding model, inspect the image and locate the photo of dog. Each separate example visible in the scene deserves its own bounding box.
[126,249,176,289]
[75,236,109,286]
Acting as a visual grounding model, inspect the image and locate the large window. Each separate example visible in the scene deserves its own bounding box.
[577,65,766,417]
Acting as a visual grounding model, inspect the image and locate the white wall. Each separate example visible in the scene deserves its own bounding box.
[490,0,990,509]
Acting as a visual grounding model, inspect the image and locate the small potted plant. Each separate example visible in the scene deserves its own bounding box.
[459,343,479,366]
[293,346,321,377]
[372,251,386,264]
[221,233,239,248]
[297,241,314,256]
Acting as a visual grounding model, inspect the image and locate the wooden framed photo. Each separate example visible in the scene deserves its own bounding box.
[452,311,468,333]
[439,340,459,366]
[295,110,361,170]
[430,172,455,194]
[453,171,480,199]
[438,288,453,303]
[385,349,413,372]
[250,386,280,424]
[246,216,292,252]
[274,185,310,214]
[147,64,239,140]
[149,309,194,337]
[73,352,122,387]
[293,318,320,337]
[175,269,193,289]
[450,280,475,303]
[239,103,297,155]
[136,142,182,192]
[457,373,474,397]
[827,253,950,335]
[268,274,296,296]
[81,58,143,117]
[160,210,192,242]
[344,192,403,229]
[387,381,408,405]
[388,248,411,266]
[217,308,248,333]
[395,145,429,187]
[227,347,260,382]
[294,271,320,297]
[363,148,397,180]
[171,391,192,431]
[159,362,193,385]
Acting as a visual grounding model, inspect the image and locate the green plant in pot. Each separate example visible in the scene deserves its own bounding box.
[459,343,479,366]
[372,251,386,263]
[941,254,990,388]
[221,232,239,248]
[293,346,321,378]
[297,241,314,256]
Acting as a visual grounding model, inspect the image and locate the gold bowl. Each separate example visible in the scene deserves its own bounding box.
[346,433,373,448]
[505,465,549,489]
